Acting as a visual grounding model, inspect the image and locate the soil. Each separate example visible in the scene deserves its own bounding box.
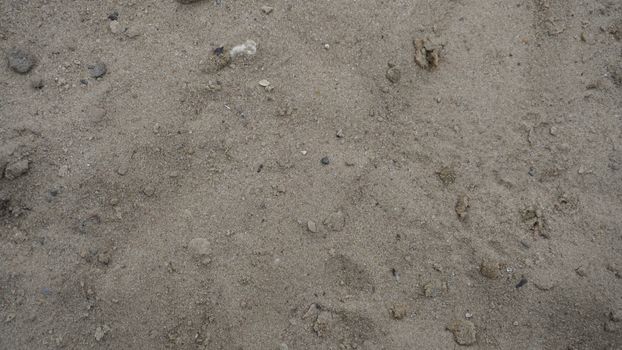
[1,0,622,349]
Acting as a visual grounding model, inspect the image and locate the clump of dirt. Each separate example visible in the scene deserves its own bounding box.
[414,38,440,69]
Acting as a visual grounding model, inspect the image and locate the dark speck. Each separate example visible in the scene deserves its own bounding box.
[321,157,330,165]
[214,46,225,56]
[257,164,263,173]
[108,11,119,21]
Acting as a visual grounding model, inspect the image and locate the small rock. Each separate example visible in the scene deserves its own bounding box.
[94,325,110,341]
[7,48,36,74]
[436,166,456,186]
[423,279,445,298]
[336,129,344,138]
[515,276,528,288]
[188,237,210,258]
[4,159,29,180]
[142,184,155,197]
[320,157,330,165]
[307,220,318,233]
[446,319,476,346]
[455,194,469,221]
[259,79,271,87]
[385,66,401,84]
[390,303,408,320]
[109,20,123,34]
[261,5,274,14]
[88,62,107,78]
[479,259,500,279]
[575,266,587,277]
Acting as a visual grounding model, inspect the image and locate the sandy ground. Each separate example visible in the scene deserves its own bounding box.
[1,0,622,349]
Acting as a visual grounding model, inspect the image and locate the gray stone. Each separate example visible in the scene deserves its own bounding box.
[386,66,401,83]
[7,49,35,74]
[4,159,29,180]
[88,62,107,78]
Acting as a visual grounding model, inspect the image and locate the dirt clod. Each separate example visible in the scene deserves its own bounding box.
[446,319,476,345]
[4,159,29,180]
[390,304,408,320]
[480,260,500,279]
[437,166,456,186]
[414,38,439,70]
[455,194,470,221]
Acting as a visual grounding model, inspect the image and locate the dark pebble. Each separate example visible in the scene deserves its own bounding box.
[88,62,107,78]
[516,276,528,288]
[321,157,330,165]
[108,11,119,20]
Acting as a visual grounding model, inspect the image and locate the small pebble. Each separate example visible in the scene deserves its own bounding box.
[320,157,330,165]
[336,129,344,138]
[307,220,318,233]
[4,159,29,180]
[94,325,110,341]
[261,5,274,14]
[88,62,107,78]
[515,276,528,288]
[7,48,36,74]
[258,79,271,87]
[386,66,401,83]
[480,259,500,279]
[108,11,119,21]
[575,266,587,277]
[390,303,408,320]
[109,20,123,34]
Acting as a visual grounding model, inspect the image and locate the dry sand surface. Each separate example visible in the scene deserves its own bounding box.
[1,0,622,349]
